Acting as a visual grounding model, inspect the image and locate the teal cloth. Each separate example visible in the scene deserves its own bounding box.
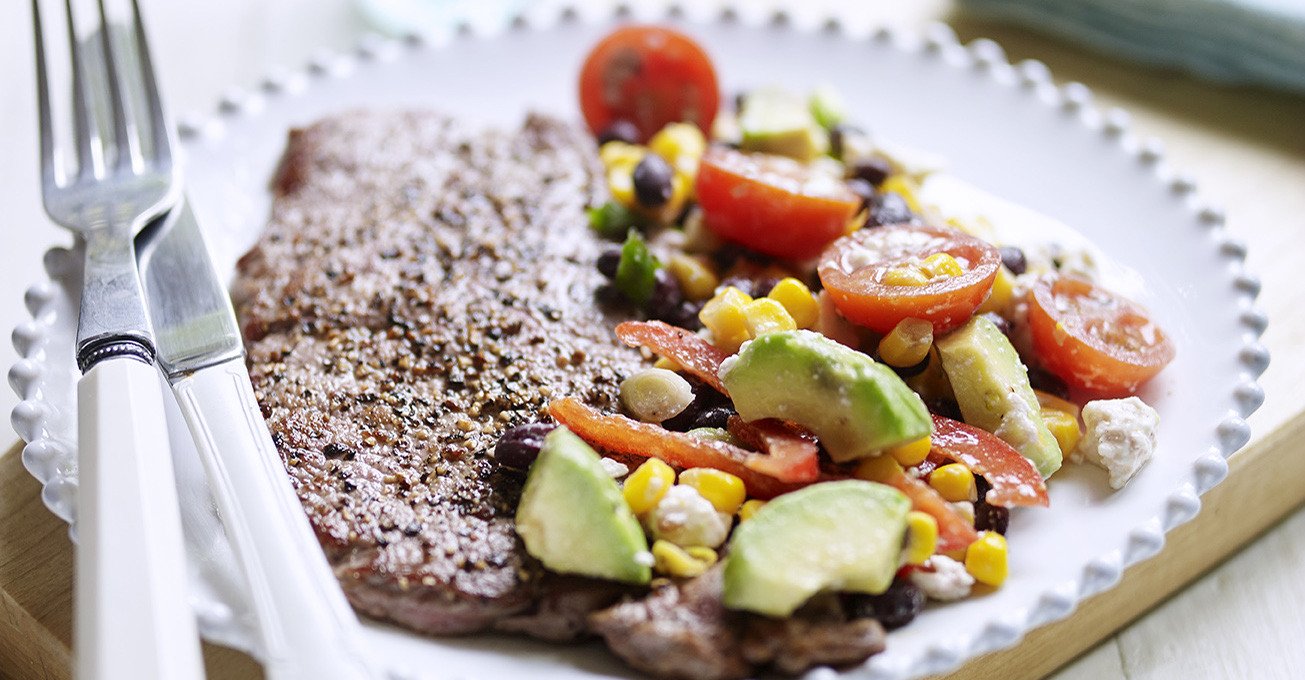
[959,0,1305,93]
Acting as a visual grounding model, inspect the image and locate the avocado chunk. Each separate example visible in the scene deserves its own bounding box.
[719,330,931,462]
[723,480,910,617]
[935,316,1063,477]
[739,87,829,161]
[515,427,651,584]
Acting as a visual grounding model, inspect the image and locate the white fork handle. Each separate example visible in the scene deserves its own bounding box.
[171,358,376,680]
[76,357,205,680]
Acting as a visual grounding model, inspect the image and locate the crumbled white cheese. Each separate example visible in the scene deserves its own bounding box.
[634,550,655,568]
[910,555,974,601]
[1074,397,1160,489]
[599,457,630,479]
[993,388,1041,452]
[643,485,733,549]
[948,501,976,525]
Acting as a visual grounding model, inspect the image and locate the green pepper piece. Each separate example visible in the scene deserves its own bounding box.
[615,230,658,307]
[588,201,636,240]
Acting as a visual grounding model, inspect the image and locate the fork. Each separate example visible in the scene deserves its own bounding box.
[33,0,204,678]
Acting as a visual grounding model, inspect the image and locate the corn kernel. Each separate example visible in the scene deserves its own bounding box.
[699,287,753,353]
[921,252,965,278]
[606,161,637,208]
[1035,390,1081,419]
[881,266,930,287]
[853,455,904,484]
[767,278,820,329]
[949,500,976,525]
[678,468,747,514]
[652,539,711,578]
[929,463,977,502]
[880,175,923,214]
[1042,407,1083,456]
[668,254,720,301]
[742,298,797,337]
[903,511,938,565]
[655,172,691,222]
[976,266,1015,315]
[904,345,954,402]
[889,435,933,467]
[878,317,934,368]
[737,499,767,522]
[965,531,1008,587]
[649,122,707,180]
[600,141,645,168]
[623,459,676,515]
[685,546,719,566]
[653,356,683,371]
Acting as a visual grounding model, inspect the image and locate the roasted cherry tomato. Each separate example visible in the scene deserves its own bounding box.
[1027,275,1175,396]
[578,25,720,143]
[817,224,1001,334]
[696,147,862,260]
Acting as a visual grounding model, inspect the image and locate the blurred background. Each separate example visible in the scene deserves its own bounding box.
[2,1,1303,678]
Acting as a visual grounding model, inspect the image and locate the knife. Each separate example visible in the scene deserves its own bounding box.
[139,200,377,680]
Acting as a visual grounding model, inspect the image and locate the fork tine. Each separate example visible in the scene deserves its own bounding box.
[64,0,101,180]
[97,0,140,171]
[128,0,172,169]
[32,0,56,188]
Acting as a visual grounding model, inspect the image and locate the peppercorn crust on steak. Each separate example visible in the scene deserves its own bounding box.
[234,111,888,678]
[233,111,648,634]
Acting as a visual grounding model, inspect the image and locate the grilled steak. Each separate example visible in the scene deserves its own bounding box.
[236,109,891,677]
[590,565,886,680]
[236,111,647,634]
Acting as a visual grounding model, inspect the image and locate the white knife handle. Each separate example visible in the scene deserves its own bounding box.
[172,358,376,680]
[76,357,205,680]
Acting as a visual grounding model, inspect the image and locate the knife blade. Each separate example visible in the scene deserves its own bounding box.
[140,201,377,680]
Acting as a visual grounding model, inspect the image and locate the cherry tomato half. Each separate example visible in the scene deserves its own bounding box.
[1027,276,1175,396]
[578,25,720,143]
[817,225,1001,334]
[696,147,862,260]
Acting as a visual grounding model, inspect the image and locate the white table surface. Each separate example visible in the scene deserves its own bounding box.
[3,2,1303,679]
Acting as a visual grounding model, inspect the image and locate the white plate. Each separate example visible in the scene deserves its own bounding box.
[8,3,1269,679]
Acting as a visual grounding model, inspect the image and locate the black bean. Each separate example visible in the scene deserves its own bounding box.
[981,312,1013,336]
[828,123,865,160]
[672,300,704,331]
[845,579,926,630]
[493,423,556,471]
[662,380,730,432]
[596,248,621,279]
[892,353,931,379]
[647,269,686,321]
[692,405,736,430]
[597,119,640,146]
[975,499,1010,534]
[868,192,915,227]
[846,178,877,211]
[1027,366,1069,399]
[850,157,893,187]
[632,154,674,208]
[999,246,1028,275]
[973,476,1010,534]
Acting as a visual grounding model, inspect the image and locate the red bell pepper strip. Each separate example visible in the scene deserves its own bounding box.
[929,415,1050,508]
[615,321,730,394]
[548,398,801,499]
[727,416,821,484]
